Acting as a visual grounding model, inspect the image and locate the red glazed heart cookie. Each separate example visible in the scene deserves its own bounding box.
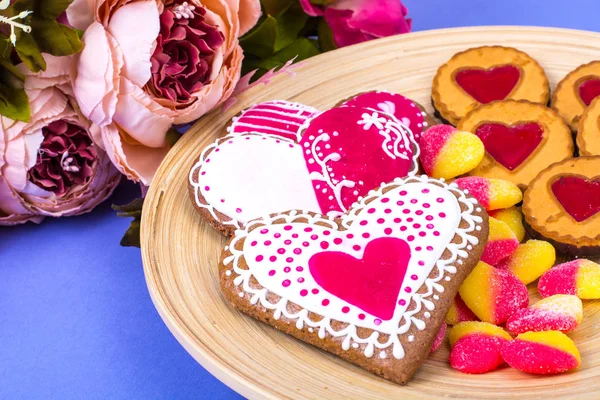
[189,106,419,235]
[552,61,600,131]
[457,100,573,188]
[523,157,600,256]
[225,100,318,140]
[219,175,488,384]
[340,91,437,143]
[432,46,549,125]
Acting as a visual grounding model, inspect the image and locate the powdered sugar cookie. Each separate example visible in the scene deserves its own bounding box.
[189,106,419,235]
[219,175,488,384]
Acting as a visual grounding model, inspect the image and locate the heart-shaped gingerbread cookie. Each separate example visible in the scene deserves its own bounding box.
[220,175,488,384]
[190,104,420,235]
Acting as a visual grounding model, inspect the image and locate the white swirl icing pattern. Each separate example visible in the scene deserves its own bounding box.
[222,175,483,359]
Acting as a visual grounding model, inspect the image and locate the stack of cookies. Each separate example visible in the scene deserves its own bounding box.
[186,45,600,384]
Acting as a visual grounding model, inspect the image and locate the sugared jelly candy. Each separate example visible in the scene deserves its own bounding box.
[448,321,511,374]
[419,125,485,179]
[459,261,529,324]
[489,206,526,242]
[496,240,556,284]
[431,323,447,353]
[453,177,522,211]
[539,259,600,299]
[506,295,583,334]
[501,331,580,374]
[481,217,519,265]
[446,294,478,325]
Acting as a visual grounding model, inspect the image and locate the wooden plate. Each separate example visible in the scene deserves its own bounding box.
[141,27,600,399]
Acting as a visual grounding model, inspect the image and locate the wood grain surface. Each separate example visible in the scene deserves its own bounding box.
[141,26,600,399]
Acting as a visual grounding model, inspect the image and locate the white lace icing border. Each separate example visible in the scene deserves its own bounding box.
[221,175,485,360]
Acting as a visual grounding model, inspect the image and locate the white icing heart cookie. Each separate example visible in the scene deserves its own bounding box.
[189,103,420,235]
[219,175,489,384]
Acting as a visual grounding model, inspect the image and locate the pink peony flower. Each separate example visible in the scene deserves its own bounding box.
[300,0,412,48]
[0,55,121,226]
[72,0,261,184]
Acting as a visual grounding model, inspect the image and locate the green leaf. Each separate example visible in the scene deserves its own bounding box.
[261,0,295,16]
[317,19,337,52]
[0,78,30,121]
[31,18,83,56]
[274,3,309,52]
[243,37,320,79]
[14,32,46,72]
[38,0,74,19]
[309,0,336,5]
[239,15,277,58]
[166,127,182,147]
[113,198,144,248]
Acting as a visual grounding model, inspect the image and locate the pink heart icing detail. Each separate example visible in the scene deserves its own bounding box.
[342,91,428,142]
[301,107,418,214]
[227,100,318,140]
[309,237,411,320]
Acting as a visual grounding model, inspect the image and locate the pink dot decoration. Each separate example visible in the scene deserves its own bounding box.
[374,319,382,326]
[264,240,272,246]
[415,246,422,251]
[426,215,433,221]
[439,212,446,218]
[274,233,281,238]
[298,277,305,283]
[293,248,302,255]
[413,223,421,229]
[427,246,434,251]
[251,241,257,246]
[419,232,426,237]
[302,241,309,247]
[296,266,304,272]
[422,188,430,194]
[437,198,445,203]
[410,199,418,204]
[423,203,430,208]
[268,270,275,276]
[397,200,404,206]
[322,299,330,306]
[359,220,368,226]
[367,208,376,214]
[323,230,331,236]
[384,208,392,214]
[284,266,291,273]
[394,218,402,223]
[256,255,264,262]
[277,248,285,254]
[400,226,407,231]
[400,190,407,196]
[333,238,342,245]
[312,288,319,294]
[282,279,291,287]
[353,245,361,251]
[434,231,440,236]
[342,306,350,313]
[405,287,412,293]
[402,209,410,214]
[310,234,318,240]
[384,228,392,235]
[304,227,313,232]
[358,313,366,320]
[411,274,418,280]
[418,261,425,266]
[407,235,415,242]
[320,241,329,250]
[399,299,406,306]
[382,198,390,203]
[284,239,292,245]
[416,210,423,216]
[300,289,308,296]
[286,257,294,263]
[269,256,277,262]
[427,224,434,229]
[284,225,293,231]
[235,208,242,213]
[377,218,385,224]
[346,233,354,239]
[201,171,206,176]
[260,229,268,234]
[292,233,299,239]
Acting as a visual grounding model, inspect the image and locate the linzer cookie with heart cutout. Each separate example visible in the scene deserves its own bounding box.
[457,100,573,188]
[432,46,550,125]
[189,106,419,235]
[219,175,488,384]
[339,91,437,143]
[225,100,318,140]
[577,97,600,156]
[523,157,600,256]
[552,61,600,131]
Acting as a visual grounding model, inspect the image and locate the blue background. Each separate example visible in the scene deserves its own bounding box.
[2,1,599,399]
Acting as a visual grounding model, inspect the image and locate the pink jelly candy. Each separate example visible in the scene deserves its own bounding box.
[453,177,522,211]
[538,259,600,299]
[446,294,478,325]
[506,294,583,334]
[431,323,447,353]
[480,217,519,266]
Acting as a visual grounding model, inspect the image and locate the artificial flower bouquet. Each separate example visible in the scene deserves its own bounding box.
[0,0,411,242]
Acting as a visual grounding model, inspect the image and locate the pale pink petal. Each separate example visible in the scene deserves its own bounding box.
[237,0,262,36]
[107,1,160,87]
[20,54,73,91]
[74,22,123,127]
[98,122,170,185]
[66,0,95,30]
[113,77,172,148]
